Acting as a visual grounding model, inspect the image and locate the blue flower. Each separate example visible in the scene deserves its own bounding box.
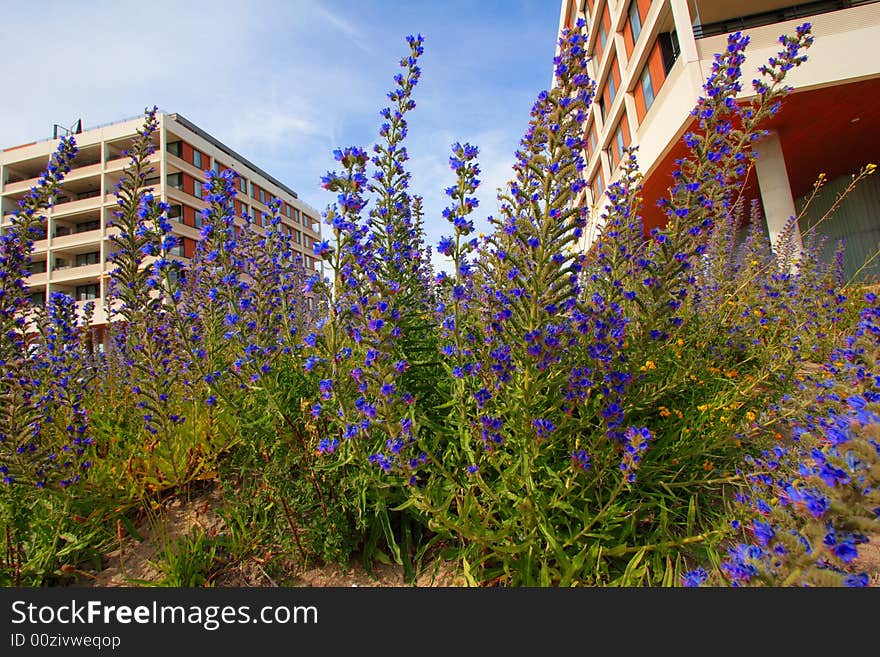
[681,567,708,587]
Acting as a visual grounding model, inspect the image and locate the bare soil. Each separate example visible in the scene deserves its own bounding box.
[77,485,462,588]
[75,483,878,588]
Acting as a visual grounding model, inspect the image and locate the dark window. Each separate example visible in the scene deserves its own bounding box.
[193,180,203,199]
[167,141,182,157]
[76,220,100,233]
[239,177,247,194]
[28,290,46,306]
[167,173,183,190]
[27,261,47,274]
[75,251,100,267]
[75,284,99,301]
[193,150,203,168]
[658,32,680,75]
[212,160,221,175]
[167,204,183,221]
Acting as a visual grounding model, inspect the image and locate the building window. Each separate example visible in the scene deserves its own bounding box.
[628,1,642,44]
[599,21,607,52]
[28,290,46,307]
[212,160,221,175]
[239,177,247,194]
[607,73,616,104]
[609,117,630,170]
[193,150,203,169]
[259,189,267,204]
[194,211,204,229]
[285,204,292,219]
[167,173,182,190]
[167,141,182,157]
[249,181,255,197]
[28,261,47,274]
[294,208,301,224]
[76,220,100,233]
[294,229,302,245]
[75,284,99,301]
[641,66,656,112]
[75,251,100,267]
[168,242,185,257]
[167,204,183,221]
[591,168,605,204]
[193,180,203,199]
[658,32,680,76]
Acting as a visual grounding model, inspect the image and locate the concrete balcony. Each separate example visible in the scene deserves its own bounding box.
[25,271,48,286]
[31,238,50,253]
[3,162,102,196]
[51,228,103,250]
[104,152,159,174]
[50,262,102,284]
[52,195,103,215]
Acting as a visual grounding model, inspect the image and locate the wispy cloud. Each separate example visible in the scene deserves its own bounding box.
[310,0,376,54]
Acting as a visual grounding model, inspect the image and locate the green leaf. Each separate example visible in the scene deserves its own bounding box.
[687,496,697,536]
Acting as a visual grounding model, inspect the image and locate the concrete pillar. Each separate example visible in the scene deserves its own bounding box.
[670,0,700,64]
[754,131,803,255]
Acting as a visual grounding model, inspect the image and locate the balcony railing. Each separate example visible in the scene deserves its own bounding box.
[692,0,879,38]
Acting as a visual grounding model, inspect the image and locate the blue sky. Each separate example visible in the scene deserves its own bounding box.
[1,0,563,271]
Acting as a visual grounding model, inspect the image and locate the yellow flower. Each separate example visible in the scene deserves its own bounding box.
[702,460,715,472]
[659,407,671,418]
[697,404,709,412]
[645,360,656,370]
[674,409,683,419]
[745,411,756,422]
[676,338,684,347]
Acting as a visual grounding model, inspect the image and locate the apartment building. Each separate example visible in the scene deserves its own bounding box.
[0,112,322,327]
[558,0,880,279]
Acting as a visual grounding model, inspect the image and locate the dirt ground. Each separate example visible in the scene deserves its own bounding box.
[75,484,878,588]
[76,485,461,588]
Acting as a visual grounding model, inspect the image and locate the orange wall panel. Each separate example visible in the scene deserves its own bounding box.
[648,42,667,93]
[634,84,647,122]
[623,21,635,57]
